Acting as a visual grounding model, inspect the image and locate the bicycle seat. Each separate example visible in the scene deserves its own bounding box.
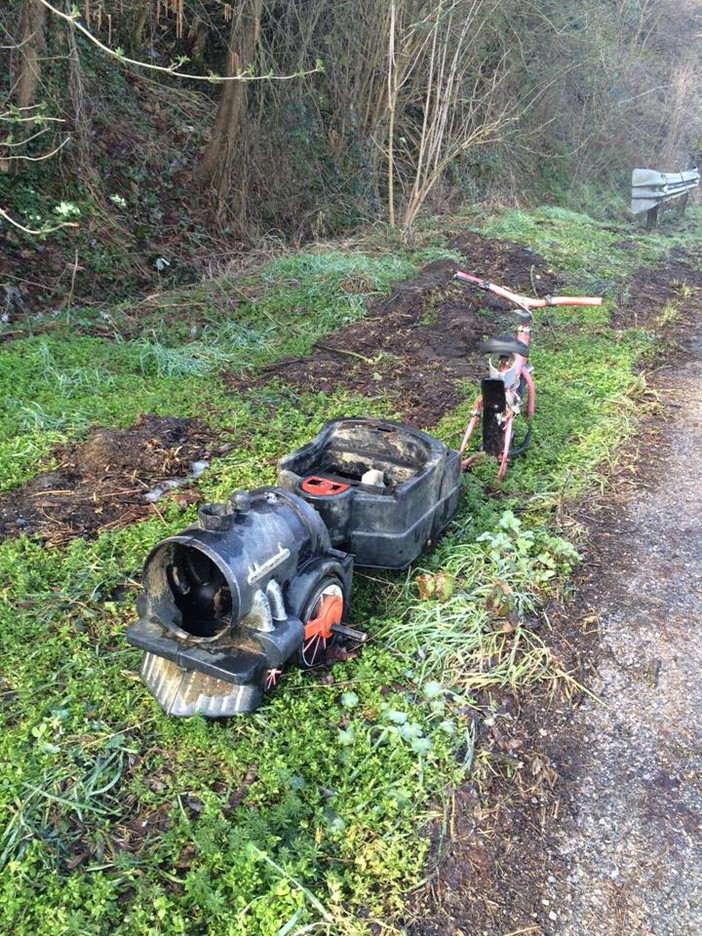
[481,334,529,358]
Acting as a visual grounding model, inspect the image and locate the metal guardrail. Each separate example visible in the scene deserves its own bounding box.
[631,167,700,228]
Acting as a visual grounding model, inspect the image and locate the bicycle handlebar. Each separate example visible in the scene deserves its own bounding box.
[454,270,602,309]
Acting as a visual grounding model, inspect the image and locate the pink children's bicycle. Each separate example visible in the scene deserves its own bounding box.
[454,272,603,481]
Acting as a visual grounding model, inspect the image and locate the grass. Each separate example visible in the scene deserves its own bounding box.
[473,204,700,295]
[380,511,580,691]
[0,247,413,491]
[1,205,701,934]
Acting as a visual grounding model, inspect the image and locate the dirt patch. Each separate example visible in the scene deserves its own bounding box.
[0,414,224,545]
[449,232,560,293]
[229,243,561,429]
[402,664,591,935]
[614,246,701,331]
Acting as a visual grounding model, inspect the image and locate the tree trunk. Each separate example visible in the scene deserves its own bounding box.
[16,0,48,108]
[196,0,262,223]
[66,1,94,174]
[130,1,150,55]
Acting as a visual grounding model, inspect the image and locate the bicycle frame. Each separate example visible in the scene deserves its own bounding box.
[455,271,602,481]
[459,324,534,481]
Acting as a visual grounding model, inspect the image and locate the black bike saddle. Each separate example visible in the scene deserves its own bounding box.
[481,334,529,357]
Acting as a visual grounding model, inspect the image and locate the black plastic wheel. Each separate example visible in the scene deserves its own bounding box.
[482,405,506,457]
[294,575,348,669]
[481,378,507,456]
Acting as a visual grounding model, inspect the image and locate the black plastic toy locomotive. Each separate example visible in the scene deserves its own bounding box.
[127,419,460,717]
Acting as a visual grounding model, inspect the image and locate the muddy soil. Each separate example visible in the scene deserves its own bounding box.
[0,414,221,544]
[233,238,561,429]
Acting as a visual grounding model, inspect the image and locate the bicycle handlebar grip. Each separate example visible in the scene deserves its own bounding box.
[547,296,603,306]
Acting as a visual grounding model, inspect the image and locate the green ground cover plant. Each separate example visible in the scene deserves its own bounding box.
[476,204,699,294]
[1,207,700,935]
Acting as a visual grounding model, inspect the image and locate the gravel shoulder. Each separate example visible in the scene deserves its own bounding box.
[543,335,702,935]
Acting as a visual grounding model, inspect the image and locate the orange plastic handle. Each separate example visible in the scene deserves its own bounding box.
[300,476,350,496]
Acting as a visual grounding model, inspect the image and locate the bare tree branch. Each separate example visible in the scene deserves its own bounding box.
[0,205,78,235]
[35,0,323,83]
[1,137,69,161]
[2,127,51,146]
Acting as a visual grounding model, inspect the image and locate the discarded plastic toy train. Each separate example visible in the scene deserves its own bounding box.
[127,419,461,717]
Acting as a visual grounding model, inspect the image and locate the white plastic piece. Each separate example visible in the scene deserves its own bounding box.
[361,468,385,488]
